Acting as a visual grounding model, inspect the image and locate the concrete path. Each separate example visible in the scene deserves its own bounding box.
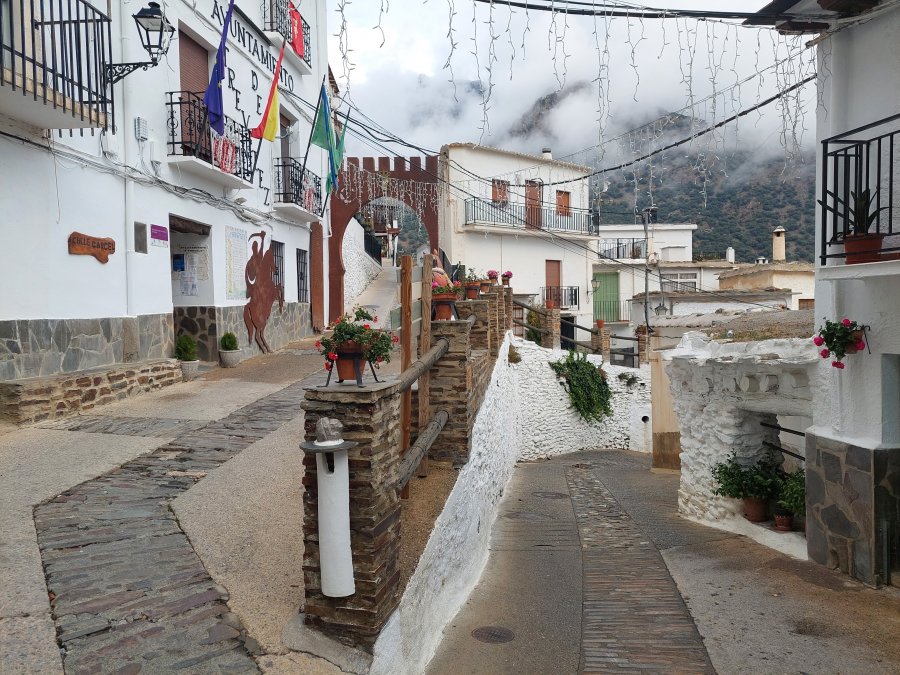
[351,266,399,329]
[427,451,900,674]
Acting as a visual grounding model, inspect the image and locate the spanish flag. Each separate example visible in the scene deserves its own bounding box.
[251,41,286,141]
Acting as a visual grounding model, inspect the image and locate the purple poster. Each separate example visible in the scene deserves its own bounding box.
[150,224,169,248]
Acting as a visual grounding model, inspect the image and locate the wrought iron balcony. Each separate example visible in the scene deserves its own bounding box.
[464,198,595,235]
[541,285,580,309]
[820,112,900,264]
[0,0,112,128]
[598,238,647,260]
[273,158,322,217]
[593,299,631,323]
[165,90,254,185]
[265,2,311,69]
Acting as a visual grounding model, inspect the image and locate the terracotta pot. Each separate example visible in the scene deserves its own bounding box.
[432,292,457,321]
[742,497,769,523]
[335,341,363,381]
[465,283,480,300]
[490,277,499,285]
[845,329,865,354]
[774,513,793,532]
[502,277,510,286]
[844,232,884,264]
[595,319,604,329]
[545,299,557,310]
[480,281,492,293]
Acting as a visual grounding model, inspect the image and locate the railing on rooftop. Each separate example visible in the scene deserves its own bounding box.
[464,198,595,235]
[274,158,322,213]
[0,0,113,128]
[165,91,254,182]
[693,251,726,262]
[598,238,647,260]
[820,112,900,264]
[265,2,311,68]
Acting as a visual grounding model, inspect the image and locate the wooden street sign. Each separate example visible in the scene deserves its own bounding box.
[68,231,116,263]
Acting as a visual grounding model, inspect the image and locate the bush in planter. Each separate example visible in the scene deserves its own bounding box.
[220,332,239,351]
[175,334,198,361]
[778,469,806,517]
[711,453,784,501]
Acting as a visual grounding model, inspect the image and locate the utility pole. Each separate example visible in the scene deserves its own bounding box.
[641,207,652,334]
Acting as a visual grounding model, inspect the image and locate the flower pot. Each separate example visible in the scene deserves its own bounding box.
[845,329,865,354]
[742,497,768,523]
[502,277,510,286]
[545,299,557,310]
[432,292,457,321]
[219,349,241,368]
[490,277,499,285]
[595,319,604,330]
[334,341,364,381]
[774,513,793,532]
[844,232,884,264]
[180,360,200,381]
[479,281,492,293]
[465,283,480,300]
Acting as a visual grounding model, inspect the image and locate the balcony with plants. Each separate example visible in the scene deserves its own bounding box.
[273,157,322,222]
[0,0,113,129]
[165,90,254,189]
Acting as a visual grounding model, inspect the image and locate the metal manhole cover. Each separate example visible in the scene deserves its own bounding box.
[471,626,515,643]
[532,491,568,499]
[503,511,552,521]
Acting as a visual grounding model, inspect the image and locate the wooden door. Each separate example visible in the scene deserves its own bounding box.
[592,271,619,322]
[545,259,560,306]
[525,180,542,229]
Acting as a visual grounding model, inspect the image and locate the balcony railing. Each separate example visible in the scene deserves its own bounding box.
[465,198,595,234]
[165,91,254,182]
[593,299,631,323]
[0,0,112,128]
[265,2,311,68]
[274,157,322,214]
[598,238,647,260]
[821,112,900,264]
[363,228,383,264]
[541,285,580,309]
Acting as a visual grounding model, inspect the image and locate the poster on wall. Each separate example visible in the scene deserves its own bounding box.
[226,226,248,300]
[150,225,169,248]
[181,246,210,281]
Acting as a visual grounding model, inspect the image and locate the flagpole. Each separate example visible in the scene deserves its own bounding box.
[319,108,349,218]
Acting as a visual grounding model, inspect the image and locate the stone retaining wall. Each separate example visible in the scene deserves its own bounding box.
[0,359,181,425]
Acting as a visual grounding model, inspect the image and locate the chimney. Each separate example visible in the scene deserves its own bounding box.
[772,225,786,262]
[725,247,735,264]
[541,148,553,160]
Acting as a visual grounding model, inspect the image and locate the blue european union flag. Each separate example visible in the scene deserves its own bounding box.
[203,0,235,135]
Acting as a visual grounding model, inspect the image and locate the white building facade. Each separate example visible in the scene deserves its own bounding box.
[439,144,597,334]
[0,0,333,380]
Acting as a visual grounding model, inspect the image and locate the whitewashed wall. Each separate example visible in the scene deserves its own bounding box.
[371,334,650,674]
[342,218,381,309]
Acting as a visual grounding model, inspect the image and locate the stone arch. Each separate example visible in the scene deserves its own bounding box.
[329,156,439,322]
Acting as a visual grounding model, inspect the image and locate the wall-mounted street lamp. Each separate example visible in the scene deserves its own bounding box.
[587,277,600,295]
[105,2,175,85]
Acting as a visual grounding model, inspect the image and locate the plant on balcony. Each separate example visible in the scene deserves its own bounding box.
[827,189,888,263]
[549,352,612,423]
[317,307,396,380]
[711,453,785,522]
[813,318,865,368]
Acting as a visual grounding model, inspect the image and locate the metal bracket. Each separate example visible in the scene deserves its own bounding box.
[105,60,156,86]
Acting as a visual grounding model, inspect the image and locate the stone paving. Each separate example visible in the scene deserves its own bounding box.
[38,416,208,438]
[32,381,309,674]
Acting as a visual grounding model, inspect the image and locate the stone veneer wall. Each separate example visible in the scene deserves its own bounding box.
[0,314,174,381]
[174,302,311,362]
[805,432,900,586]
[0,360,181,424]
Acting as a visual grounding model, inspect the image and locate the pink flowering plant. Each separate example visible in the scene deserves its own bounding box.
[501,270,513,279]
[486,269,499,279]
[432,280,461,295]
[813,318,865,369]
[316,307,395,369]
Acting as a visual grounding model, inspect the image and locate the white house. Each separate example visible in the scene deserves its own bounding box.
[0,0,333,386]
[749,0,900,587]
[439,143,598,338]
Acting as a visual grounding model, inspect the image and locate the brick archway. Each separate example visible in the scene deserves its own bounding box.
[329,156,439,322]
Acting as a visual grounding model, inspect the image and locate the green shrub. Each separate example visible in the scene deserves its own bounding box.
[550,351,612,423]
[617,372,638,388]
[711,453,785,501]
[525,307,542,346]
[220,332,239,351]
[175,334,198,361]
[507,344,521,364]
[778,469,806,516]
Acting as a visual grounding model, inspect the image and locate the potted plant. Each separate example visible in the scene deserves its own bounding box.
[501,270,513,286]
[487,269,500,285]
[776,469,806,532]
[838,189,887,264]
[432,280,462,321]
[813,318,866,369]
[711,453,784,522]
[219,332,241,368]
[317,307,396,383]
[175,334,200,381]
[464,269,481,300]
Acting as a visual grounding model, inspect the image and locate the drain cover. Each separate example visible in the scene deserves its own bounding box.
[471,626,515,643]
[532,491,568,499]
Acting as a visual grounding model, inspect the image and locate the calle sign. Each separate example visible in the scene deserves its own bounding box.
[68,231,116,264]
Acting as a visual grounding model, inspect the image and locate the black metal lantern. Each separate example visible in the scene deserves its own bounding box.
[105,2,175,85]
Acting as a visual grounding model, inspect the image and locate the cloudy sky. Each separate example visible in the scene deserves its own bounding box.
[324,1,818,165]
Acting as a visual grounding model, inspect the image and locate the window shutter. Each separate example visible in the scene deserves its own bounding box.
[179,31,210,94]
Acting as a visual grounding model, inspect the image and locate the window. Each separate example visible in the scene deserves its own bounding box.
[492,179,510,205]
[271,240,285,290]
[556,190,571,216]
[296,248,309,303]
[134,222,148,254]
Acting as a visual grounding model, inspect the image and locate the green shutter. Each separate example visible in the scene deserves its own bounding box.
[592,272,620,322]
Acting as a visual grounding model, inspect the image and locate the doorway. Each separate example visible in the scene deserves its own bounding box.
[545,259,561,306]
[525,180,542,230]
[561,314,576,350]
